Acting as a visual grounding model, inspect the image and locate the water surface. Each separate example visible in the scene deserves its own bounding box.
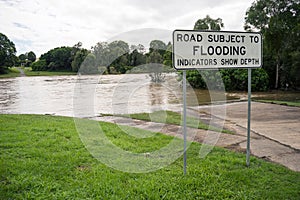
[3,73,297,117]
[0,74,192,116]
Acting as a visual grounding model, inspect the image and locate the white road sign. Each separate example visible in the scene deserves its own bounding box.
[173,30,262,70]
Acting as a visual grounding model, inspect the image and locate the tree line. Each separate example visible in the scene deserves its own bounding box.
[30,40,172,74]
[0,32,37,73]
[245,0,300,90]
[0,0,299,91]
[185,0,299,91]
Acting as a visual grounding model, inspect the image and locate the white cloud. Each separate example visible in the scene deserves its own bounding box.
[0,0,254,57]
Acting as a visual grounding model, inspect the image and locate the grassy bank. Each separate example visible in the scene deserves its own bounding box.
[0,67,77,78]
[0,114,299,199]
[24,68,77,76]
[0,67,20,78]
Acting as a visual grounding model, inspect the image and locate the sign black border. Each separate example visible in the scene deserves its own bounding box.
[172,29,263,70]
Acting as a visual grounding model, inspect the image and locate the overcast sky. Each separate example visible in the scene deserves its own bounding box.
[0,0,255,56]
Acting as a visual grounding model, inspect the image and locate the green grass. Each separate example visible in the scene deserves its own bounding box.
[1,114,299,199]
[256,100,300,107]
[0,67,20,78]
[116,110,232,134]
[24,68,77,76]
[0,67,77,78]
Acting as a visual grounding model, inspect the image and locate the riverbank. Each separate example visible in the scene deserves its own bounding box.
[0,67,77,78]
[1,114,299,199]
[24,69,77,76]
[0,67,20,78]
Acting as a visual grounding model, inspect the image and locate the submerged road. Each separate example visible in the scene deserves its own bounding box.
[197,101,300,171]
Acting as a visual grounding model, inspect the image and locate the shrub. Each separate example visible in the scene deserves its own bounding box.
[30,59,47,71]
[185,68,269,91]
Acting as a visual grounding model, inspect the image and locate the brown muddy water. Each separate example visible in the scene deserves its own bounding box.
[0,73,299,117]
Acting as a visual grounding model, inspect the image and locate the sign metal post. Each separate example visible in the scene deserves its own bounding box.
[183,70,187,175]
[246,68,252,166]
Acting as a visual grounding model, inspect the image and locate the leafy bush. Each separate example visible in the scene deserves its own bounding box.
[251,68,269,91]
[40,46,73,71]
[30,59,47,71]
[185,68,269,91]
[186,70,206,89]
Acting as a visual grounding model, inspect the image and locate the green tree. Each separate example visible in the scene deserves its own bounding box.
[194,15,224,30]
[163,42,172,67]
[149,40,166,51]
[40,46,73,71]
[108,41,130,73]
[184,15,270,91]
[93,40,130,74]
[130,44,146,54]
[17,51,36,67]
[129,49,146,66]
[93,42,110,68]
[110,53,129,74]
[0,33,16,73]
[71,42,82,56]
[147,50,163,64]
[222,68,269,91]
[185,15,224,89]
[80,53,97,74]
[245,0,300,89]
[23,51,36,67]
[149,40,166,56]
[71,49,89,72]
[27,51,36,63]
[31,59,47,71]
[18,54,27,66]
[289,52,300,88]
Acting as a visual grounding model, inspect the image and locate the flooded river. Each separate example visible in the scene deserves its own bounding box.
[0,73,199,116]
[1,73,298,117]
